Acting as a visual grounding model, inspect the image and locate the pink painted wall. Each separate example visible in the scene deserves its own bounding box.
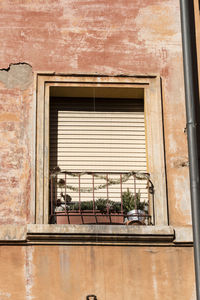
[0,0,190,225]
[0,1,195,299]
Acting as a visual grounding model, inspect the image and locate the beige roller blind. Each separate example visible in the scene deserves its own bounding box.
[50,97,147,201]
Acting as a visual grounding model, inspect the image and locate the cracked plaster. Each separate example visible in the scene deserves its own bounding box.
[0,63,33,90]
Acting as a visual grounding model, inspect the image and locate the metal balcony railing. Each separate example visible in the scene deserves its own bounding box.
[49,170,154,225]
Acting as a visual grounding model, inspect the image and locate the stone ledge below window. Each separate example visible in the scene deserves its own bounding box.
[27,225,175,245]
[0,225,193,245]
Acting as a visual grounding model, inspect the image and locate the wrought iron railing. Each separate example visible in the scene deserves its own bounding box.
[49,170,154,225]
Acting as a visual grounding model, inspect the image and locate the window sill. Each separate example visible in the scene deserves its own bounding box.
[26,224,175,245]
[0,225,192,245]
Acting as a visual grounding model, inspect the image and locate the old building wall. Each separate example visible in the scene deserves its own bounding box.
[0,0,190,226]
[0,65,34,225]
[0,246,196,300]
[0,0,195,299]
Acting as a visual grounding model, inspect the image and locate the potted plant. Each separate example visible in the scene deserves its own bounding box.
[55,198,123,225]
[55,200,96,224]
[95,198,122,224]
[95,198,121,213]
[122,189,148,224]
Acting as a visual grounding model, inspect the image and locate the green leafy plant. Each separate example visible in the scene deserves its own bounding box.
[58,198,121,213]
[122,189,147,214]
[111,201,121,213]
[95,198,110,213]
[80,201,94,210]
[95,198,121,213]
[69,201,94,211]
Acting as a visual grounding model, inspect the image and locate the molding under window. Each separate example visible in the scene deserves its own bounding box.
[27,224,174,245]
[0,225,193,245]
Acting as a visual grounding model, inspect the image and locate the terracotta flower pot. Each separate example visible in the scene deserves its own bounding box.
[55,210,124,225]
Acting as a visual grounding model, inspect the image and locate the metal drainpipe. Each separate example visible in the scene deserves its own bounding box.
[180,0,200,298]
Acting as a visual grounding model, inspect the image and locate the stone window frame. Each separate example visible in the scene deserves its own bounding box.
[34,74,168,226]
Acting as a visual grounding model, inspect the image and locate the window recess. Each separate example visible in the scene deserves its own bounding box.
[35,75,168,226]
[49,95,154,225]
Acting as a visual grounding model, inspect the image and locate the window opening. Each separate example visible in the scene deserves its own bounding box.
[49,93,154,225]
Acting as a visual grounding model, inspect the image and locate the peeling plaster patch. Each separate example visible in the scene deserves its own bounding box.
[0,225,26,240]
[151,256,159,300]
[170,156,189,169]
[190,288,196,300]
[174,226,193,243]
[174,175,191,215]
[25,247,35,300]
[135,0,181,53]
[168,134,178,154]
[0,291,11,299]
[145,249,158,254]
[0,63,33,90]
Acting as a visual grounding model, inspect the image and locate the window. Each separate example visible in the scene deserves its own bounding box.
[35,75,168,226]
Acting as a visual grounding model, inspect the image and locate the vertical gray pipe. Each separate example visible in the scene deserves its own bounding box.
[180,0,200,298]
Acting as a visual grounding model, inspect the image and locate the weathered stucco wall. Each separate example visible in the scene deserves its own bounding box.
[0,246,195,300]
[0,0,190,225]
[0,0,195,299]
[0,65,34,225]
